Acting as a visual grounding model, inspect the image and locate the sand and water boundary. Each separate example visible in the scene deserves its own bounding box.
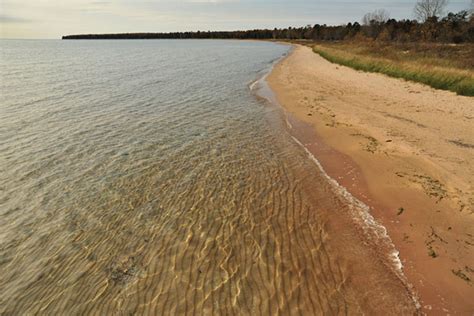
[265,44,474,314]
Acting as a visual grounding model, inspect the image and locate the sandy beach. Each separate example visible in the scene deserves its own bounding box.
[268,44,474,314]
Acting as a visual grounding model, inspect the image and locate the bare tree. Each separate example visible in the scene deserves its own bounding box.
[362,9,390,25]
[414,0,449,21]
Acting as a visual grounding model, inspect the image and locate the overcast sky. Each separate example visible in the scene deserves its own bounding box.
[0,0,471,39]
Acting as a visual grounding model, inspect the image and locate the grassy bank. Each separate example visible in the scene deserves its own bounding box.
[310,42,474,96]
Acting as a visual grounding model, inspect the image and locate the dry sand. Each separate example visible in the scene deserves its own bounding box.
[268,45,474,315]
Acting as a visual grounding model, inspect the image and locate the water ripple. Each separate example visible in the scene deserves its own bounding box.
[0,39,416,315]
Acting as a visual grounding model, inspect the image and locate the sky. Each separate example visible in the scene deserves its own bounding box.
[0,0,471,39]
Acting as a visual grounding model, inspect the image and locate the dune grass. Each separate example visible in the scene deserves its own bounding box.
[311,43,474,96]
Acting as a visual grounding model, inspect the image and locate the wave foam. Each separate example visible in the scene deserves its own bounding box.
[290,134,420,309]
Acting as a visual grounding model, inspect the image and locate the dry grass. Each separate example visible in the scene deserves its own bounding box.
[310,42,474,96]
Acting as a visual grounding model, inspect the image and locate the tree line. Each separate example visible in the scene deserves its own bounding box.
[63,0,473,43]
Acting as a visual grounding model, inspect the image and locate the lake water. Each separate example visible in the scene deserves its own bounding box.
[0,39,416,314]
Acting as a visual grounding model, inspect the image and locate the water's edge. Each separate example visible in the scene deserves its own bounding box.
[253,44,421,310]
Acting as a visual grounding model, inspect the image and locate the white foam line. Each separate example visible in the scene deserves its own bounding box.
[290,135,402,267]
[249,46,294,93]
[289,135,421,310]
[254,42,420,310]
[249,79,259,91]
[285,117,293,129]
[249,70,271,93]
[250,42,421,310]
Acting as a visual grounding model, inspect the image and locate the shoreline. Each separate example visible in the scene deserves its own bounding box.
[253,47,420,311]
[267,44,474,314]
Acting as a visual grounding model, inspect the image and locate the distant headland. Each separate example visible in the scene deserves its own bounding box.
[62,31,276,40]
[62,11,473,42]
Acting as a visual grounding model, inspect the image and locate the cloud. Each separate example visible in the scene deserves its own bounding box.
[1,0,471,38]
[0,14,31,23]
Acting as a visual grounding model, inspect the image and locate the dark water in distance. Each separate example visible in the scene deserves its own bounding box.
[0,40,416,314]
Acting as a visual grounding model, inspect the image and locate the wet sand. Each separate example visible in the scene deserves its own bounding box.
[267,45,474,314]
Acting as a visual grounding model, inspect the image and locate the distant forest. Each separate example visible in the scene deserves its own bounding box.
[63,9,473,43]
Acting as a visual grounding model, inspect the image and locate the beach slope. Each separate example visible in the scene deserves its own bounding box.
[268,45,474,314]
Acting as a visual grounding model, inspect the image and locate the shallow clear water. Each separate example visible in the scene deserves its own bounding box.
[0,40,415,314]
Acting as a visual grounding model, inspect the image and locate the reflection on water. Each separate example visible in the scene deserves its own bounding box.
[0,40,416,314]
